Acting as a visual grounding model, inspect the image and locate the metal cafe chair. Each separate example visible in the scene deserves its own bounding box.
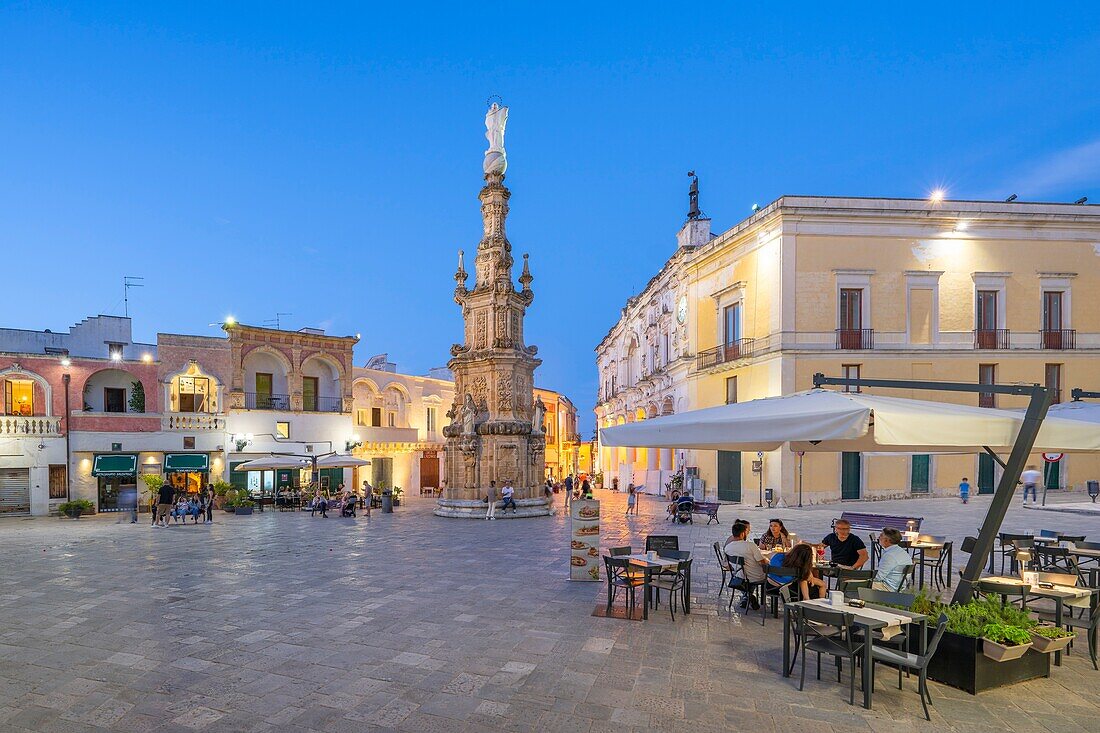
[870,613,950,721]
[726,554,767,624]
[650,558,692,620]
[795,605,863,706]
[713,542,732,595]
[603,556,645,616]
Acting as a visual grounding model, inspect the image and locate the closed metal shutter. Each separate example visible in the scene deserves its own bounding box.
[0,468,31,514]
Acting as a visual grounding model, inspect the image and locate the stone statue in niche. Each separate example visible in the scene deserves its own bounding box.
[531,396,546,435]
[461,394,477,436]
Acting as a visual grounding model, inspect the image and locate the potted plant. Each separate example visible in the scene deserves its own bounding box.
[905,595,1047,693]
[391,486,404,507]
[982,622,1033,662]
[1029,624,1076,654]
[211,481,232,509]
[58,498,94,519]
[141,474,164,512]
[233,498,255,516]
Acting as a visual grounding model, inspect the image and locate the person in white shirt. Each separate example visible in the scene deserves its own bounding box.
[500,481,517,513]
[872,528,913,592]
[1020,465,1042,504]
[723,520,768,610]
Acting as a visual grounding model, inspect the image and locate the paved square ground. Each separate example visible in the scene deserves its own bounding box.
[0,491,1097,732]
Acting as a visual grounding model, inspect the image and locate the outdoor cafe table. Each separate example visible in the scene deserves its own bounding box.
[624,553,692,620]
[783,599,927,710]
[901,540,949,590]
[983,575,1095,667]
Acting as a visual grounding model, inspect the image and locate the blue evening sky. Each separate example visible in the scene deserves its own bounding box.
[2,3,1098,434]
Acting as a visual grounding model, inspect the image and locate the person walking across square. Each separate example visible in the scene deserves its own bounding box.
[959,477,970,504]
[485,481,497,520]
[1021,465,1041,504]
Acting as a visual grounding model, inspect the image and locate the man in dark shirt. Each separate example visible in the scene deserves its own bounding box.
[156,482,176,528]
[820,519,868,568]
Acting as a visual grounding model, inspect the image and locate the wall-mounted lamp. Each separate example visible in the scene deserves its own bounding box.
[345,434,363,451]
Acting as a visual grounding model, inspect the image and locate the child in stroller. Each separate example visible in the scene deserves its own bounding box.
[339,494,356,518]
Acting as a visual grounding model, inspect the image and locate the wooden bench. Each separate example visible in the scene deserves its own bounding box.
[836,512,923,569]
[835,511,922,534]
[691,501,721,524]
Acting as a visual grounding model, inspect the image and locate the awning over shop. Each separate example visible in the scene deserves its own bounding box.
[92,454,138,477]
[163,453,210,473]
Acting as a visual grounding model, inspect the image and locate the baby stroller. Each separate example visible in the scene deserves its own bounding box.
[674,494,695,524]
[340,496,356,518]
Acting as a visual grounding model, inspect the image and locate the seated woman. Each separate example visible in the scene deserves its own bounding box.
[775,543,827,601]
[758,518,792,551]
[187,497,202,523]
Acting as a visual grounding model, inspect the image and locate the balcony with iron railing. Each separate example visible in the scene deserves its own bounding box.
[974,329,1011,349]
[696,338,756,370]
[835,329,874,350]
[244,392,290,410]
[1040,329,1076,350]
[163,413,225,431]
[304,396,343,413]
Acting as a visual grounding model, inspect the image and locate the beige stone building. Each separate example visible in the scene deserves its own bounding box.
[347,361,580,498]
[596,195,1100,504]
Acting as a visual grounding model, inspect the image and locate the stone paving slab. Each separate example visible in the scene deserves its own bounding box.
[0,492,1097,731]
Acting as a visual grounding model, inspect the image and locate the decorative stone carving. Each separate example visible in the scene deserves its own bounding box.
[497,375,513,412]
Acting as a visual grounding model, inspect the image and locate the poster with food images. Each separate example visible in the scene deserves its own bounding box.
[570,499,601,581]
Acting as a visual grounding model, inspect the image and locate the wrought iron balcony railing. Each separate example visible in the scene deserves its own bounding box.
[696,338,756,369]
[835,329,874,350]
[974,329,1011,350]
[244,392,290,410]
[1040,329,1075,350]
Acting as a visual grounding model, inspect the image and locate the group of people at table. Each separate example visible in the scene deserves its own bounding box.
[723,518,912,608]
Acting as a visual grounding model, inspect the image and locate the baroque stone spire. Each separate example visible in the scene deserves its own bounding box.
[436,102,547,519]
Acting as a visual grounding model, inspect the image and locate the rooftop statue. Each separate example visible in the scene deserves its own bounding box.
[483,102,508,176]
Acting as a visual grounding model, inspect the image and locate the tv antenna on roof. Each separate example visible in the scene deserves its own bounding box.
[263,313,293,330]
[123,276,144,317]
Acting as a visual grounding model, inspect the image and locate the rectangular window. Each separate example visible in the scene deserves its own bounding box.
[976,290,998,330]
[725,376,738,405]
[1043,291,1064,331]
[276,421,290,439]
[839,289,863,330]
[48,464,67,499]
[1045,364,1062,405]
[909,288,933,344]
[177,376,210,413]
[4,379,34,416]
[183,436,196,449]
[387,411,395,427]
[302,376,318,412]
[979,364,997,408]
[842,364,861,393]
[723,303,742,345]
[104,387,126,413]
[356,409,369,427]
[371,407,382,427]
[426,407,436,433]
[107,343,124,360]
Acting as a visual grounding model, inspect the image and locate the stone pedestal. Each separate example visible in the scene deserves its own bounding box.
[435,496,552,519]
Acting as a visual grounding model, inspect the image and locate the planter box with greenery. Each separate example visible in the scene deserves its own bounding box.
[981,623,1033,662]
[224,487,255,516]
[1029,625,1075,654]
[58,499,94,518]
[903,592,1050,694]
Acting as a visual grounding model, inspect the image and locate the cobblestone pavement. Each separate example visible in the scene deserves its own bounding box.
[1,491,1098,732]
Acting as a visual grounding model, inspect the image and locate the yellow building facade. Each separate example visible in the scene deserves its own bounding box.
[596,196,1100,504]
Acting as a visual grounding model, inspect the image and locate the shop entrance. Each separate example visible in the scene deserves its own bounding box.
[167,472,205,494]
[0,468,31,514]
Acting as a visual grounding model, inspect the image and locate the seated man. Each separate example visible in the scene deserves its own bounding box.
[500,482,518,513]
[872,528,913,591]
[723,520,769,610]
[820,519,869,569]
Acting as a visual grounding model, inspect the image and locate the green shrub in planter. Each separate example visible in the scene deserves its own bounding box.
[58,499,95,518]
[1029,624,1075,653]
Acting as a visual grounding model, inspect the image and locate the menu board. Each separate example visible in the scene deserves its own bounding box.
[569,499,601,581]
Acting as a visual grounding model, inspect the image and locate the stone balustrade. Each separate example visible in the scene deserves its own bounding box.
[0,416,62,436]
[162,413,225,431]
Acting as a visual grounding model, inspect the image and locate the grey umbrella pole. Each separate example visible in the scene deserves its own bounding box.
[952,386,1051,604]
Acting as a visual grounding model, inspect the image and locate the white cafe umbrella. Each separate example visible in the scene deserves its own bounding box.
[315,454,372,468]
[233,455,311,471]
[599,389,1100,454]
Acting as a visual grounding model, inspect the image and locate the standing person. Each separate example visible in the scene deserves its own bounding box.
[156,481,175,528]
[959,476,970,505]
[205,485,214,523]
[1021,464,1042,504]
[564,474,574,501]
[626,484,637,516]
[362,479,373,518]
[485,480,497,520]
[500,481,517,514]
[581,477,592,499]
[544,478,554,506]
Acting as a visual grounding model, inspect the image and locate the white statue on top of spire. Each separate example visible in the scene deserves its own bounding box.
[483,102,508,176]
